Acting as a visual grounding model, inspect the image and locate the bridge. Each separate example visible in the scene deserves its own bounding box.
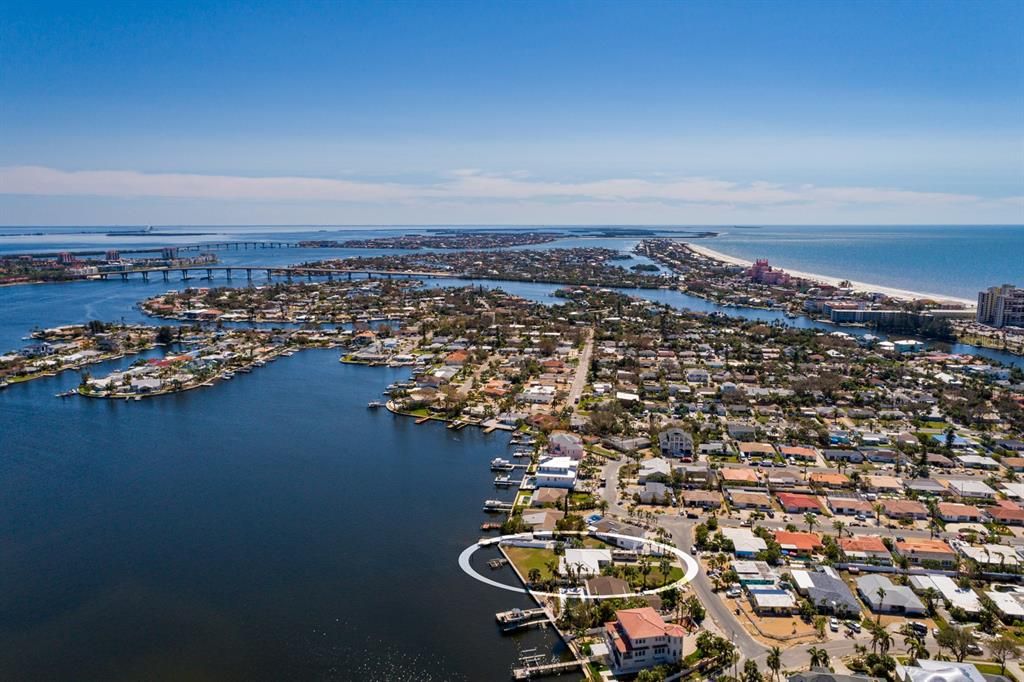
[91,265,460,283]
[13,241,299,259]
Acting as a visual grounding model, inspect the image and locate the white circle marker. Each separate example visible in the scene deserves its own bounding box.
[458,530,699,600]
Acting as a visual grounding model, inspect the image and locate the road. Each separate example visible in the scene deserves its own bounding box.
[567,329,594,412]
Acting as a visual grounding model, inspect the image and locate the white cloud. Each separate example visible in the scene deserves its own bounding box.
[0,165,1002,213]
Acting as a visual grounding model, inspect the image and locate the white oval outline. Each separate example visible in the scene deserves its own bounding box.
[458,530,700,600]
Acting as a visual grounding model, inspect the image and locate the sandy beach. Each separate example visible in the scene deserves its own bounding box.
[684,243,977,308]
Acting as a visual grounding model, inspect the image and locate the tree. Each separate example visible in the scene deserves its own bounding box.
[804,512,818,534]
[527,567,542,585]
[832,519,845,539]
[936,625,977,663]
[989,634,1022,676]
[636,668,667,682]
[808,646,830,670]
[813,615,827,638]
[742,659,763,682]
[875,587,887,624]
[767,646,782,682]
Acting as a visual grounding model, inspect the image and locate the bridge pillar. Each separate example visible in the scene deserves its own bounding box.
[162,270,169,281]
[226,268,232,279]
[142,271,149,282]
[307,271,312,280]
[266,269,272,280]
[327,271,333,281]
[347,272,352,281]
[181,269,187,280]
[207,268,213,280]
[286,270,293,282]
[246,268,252,280]
[121,272,128,281]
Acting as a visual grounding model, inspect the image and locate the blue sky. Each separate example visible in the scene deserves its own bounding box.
[1,0,1022,225]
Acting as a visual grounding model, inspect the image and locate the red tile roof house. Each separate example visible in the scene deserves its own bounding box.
[839,535,893,565]
[895,538,957,568]
[879,499,929,520]
[780,445,819,463]
[988,500,1024,526]
[937,502,986,523]
[774,531,824,556]
[604,607,685,675]
[777,492,824,514]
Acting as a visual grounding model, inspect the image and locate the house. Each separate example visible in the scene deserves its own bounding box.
[739,442,777,459]
[727,490,773,510]
[865,475,903,493]
[954,543,1022,571]
[732,560,778,586]
[548,432,584,460]
[896,661,987,682]
[988,501,1024,526]
[809,472,850,489]
[659,427,694,458]
[561,548,612,577]
[937,503,986,523]
[679,489,723,510]
[895,538,957,568]
[603,435,652,453]
[780,446,819,463]
[728,423,757,441]
[791,567,861,617]
[944,479,997,500]
[828,497,874,516]
[955,454,1001,470]
[748,587,799,615]
[719,467,761,487]
[839,536,893,565]
[776,492,824,514]
[985,588,1024,621]
[534,456,579,489]
[521,509,565,532]
[603,607,684,675]
[904,478,951,497]
[856,575,925,615]
[908,574,981,614]
[721,527,768,558]
[638,457,672,483]
[774,531,823,556]
[879,499,929,520]
[824,448,864,463]
[639,481,674,505]
[586,576,631,598]
[530,487,568,508]
[592,518,648,552]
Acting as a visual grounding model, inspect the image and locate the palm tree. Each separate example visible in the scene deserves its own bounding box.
[767,646,782,682]
[527,567,542,585]
[832,519,845,539]
[907,637,930,663]
[875,586,887,624]
[804,512,818,534]
[808,646,830,670]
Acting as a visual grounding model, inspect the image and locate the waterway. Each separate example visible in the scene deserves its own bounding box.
[0,226,1020,679]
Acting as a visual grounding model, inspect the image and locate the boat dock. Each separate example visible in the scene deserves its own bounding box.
[495,607,547,631]
[483,500,514,512]
[511,659,585,679]
[480,522,502,531]
[493,477,522,487]
[415,416,431,424]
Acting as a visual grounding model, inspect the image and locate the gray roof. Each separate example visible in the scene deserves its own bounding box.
[856,575,925,612]
[804,572,862,616]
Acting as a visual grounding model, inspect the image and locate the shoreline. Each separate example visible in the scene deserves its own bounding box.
[684,243,977,307]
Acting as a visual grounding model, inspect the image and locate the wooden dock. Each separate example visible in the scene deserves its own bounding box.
[415,416,431,424]
[511,659,585,679]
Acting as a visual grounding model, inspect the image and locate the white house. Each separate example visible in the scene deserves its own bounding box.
[534,456,579,489]
[658,427,694,458]
[560,548,611,577]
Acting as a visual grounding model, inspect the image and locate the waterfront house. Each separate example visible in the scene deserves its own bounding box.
[530,488,568,508]
[604,607,684,675]
[521,509,564,532]
[534,456,578,489]
[591,519,648,552]
[586,576,631,598]
[548,432,584,460]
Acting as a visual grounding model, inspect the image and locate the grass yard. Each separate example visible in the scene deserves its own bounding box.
[504,547,558,581]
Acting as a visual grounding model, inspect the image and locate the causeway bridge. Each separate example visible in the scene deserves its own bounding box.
[93,265,460,282]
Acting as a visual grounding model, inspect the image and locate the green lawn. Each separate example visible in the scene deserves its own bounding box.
[973,664,1015,681]
[504,547,558,581]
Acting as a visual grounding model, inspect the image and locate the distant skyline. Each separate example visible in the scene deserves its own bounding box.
[1,0,1022,225]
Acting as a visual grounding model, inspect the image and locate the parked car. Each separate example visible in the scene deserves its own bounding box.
[909,622,928,636]
[830,617,840,632]
[967,644,983,656]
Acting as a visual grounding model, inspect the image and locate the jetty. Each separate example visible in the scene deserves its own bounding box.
[480,522,502,531]
[483,499,514,512]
